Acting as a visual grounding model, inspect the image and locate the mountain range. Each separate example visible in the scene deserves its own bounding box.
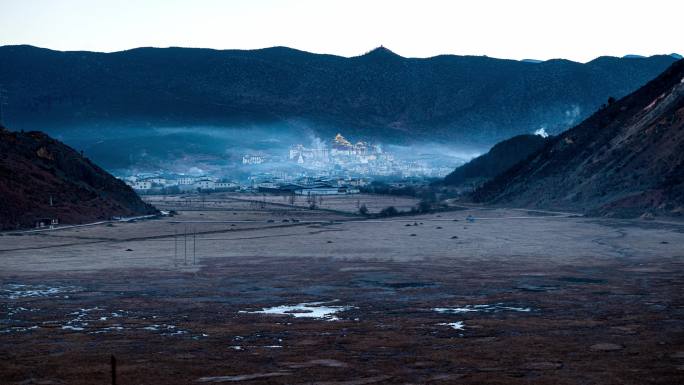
[0,45,679,147]
[472,59,684,218]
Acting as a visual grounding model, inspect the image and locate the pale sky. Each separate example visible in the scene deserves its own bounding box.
[1,0,682,62]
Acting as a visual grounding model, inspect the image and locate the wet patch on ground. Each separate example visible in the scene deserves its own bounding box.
[433,303,534,314]
[239,300,356,321]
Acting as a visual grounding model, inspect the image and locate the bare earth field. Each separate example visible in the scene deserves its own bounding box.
[1,194,684,384]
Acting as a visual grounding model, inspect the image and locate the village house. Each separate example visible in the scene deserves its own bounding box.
[242,154,266,165]
[177,177,195,185]
[132,180,152,190]
[214,181,238,190]
[195,179,216,189]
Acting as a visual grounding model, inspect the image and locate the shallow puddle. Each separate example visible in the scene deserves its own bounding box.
[0,325,39,334]
[1,284,82,299]
[1,304,202,337]
[142,323,189,336]
[240,300,354,321]
[437,321,465,330]
[433,303,533,314]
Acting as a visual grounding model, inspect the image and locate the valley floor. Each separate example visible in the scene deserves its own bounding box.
[1,194,683,384]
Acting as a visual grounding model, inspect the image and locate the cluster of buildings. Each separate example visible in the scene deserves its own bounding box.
[124,174,238,193]
[122,171,366,196]
[255,177,366,196]
[284,133,452,178]
[289,134,386,167]
[122,133,455,195]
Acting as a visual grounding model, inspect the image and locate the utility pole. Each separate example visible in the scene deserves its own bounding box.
[174,229,178,267]
[111,355,117,385]
[193,229,196,265]
[184,225,188,265]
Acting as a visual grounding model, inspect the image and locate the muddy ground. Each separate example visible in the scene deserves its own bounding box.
[1,194,684,384]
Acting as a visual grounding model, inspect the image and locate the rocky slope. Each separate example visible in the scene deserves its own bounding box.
[0,45,677,144]
[473,60,684,218]
[442,134,550,187]
[0,127,157,230]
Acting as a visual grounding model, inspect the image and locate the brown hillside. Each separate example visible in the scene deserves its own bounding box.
[473,60,684,218]
[0,127,157,230]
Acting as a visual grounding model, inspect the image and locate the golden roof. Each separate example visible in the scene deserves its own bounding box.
[334,133,352,146]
